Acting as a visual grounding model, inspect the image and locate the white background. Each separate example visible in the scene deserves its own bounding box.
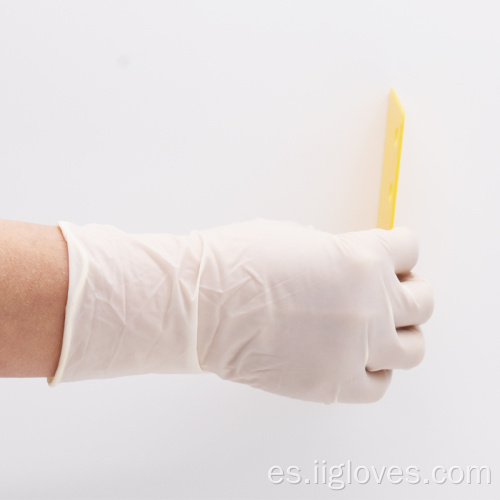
[0,1,498,499]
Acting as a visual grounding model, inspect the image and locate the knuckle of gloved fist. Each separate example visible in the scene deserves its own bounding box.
[365,386,389,404]
[413,336,426,367]
[405,275,435,324]
[417,289,434,325]
[422,279,435,321]
[367,375,392,403]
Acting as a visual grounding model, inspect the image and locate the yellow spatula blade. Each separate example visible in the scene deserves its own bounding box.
[377,88,405,229]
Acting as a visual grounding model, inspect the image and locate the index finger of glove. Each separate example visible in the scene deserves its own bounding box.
[373,226,420,275]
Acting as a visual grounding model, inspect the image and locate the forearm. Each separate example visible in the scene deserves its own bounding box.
[0,219,68,378]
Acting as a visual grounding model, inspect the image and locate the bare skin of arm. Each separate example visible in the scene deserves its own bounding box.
[0,219,68,378]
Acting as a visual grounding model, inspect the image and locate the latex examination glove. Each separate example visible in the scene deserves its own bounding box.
[48,218,434,404]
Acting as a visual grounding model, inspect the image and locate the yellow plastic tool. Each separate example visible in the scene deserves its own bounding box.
[377,88,405,229]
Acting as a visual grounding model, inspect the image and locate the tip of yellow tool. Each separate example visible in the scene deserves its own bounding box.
[376,88,405,230]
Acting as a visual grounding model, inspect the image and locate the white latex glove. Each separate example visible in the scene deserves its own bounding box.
[49,218,434,404]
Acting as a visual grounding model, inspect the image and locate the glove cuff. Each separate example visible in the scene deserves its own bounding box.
[48,221,205,386]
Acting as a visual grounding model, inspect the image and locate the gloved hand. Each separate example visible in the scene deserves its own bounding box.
[49,218,434,404]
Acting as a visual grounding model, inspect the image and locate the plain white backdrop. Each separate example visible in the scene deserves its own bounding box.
[0,1,498,498]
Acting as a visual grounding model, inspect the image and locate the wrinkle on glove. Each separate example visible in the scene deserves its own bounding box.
[48,218,434,405]
[48,222,205,386]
